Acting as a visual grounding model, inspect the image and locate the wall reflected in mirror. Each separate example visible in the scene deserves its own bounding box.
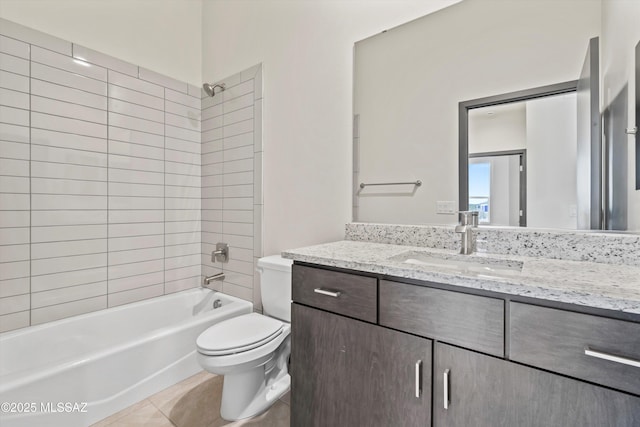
[353,0,639,232]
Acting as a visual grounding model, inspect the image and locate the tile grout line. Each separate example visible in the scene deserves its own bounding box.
[220,88,226,292]
[200,91,204,285]
[28,40,32,328]
[146,396,174,426]
[106,69,110,309]
[163,86,166,296]
[250,80,257,305]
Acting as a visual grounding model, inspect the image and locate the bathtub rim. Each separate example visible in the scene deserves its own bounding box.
[0,288,248,340]
[0,288,253,391]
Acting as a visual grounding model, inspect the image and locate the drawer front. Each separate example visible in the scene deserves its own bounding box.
[292,265,377,323]
[510,302,640,396]
[379,280,504,357]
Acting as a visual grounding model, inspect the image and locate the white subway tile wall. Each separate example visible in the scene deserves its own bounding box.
[201,66,263,310]
[0,32,31,332]
[164,85,202,300]
[0,20,262,333]
[107,67,167,310]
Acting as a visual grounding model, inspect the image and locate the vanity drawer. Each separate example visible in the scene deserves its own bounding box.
[510,302,640,396]
[379,280,504,357]
[292,265,377,323]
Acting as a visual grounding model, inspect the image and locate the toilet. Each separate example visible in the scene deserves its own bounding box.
[196,255,293,421]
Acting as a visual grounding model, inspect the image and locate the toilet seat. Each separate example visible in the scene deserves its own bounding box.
[197,313,284,356]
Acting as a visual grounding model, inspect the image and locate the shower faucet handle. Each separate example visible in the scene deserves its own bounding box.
[211,243,229,263]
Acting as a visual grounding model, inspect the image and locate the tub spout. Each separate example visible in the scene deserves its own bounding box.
[203,272,225,287]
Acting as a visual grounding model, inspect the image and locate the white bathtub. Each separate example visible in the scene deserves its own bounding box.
[0,288,253,427]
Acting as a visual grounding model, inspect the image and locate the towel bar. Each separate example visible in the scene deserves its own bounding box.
[359,180,422,189]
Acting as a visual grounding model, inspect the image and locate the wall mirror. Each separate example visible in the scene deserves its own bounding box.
[353,0,639,232]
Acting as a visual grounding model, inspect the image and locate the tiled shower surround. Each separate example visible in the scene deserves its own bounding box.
[0,19,263,333]
[200,66,264,309]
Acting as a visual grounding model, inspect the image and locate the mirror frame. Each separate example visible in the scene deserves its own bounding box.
[458,80,579,215]
[636,40,640,190]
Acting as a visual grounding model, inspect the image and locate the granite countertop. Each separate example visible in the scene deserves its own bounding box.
[282,240,640,316]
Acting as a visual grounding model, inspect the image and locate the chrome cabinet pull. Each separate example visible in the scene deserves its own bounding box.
[443,369,450,410]
[313,288,341,298]
[415,360,422,398]
[585,347,640,368]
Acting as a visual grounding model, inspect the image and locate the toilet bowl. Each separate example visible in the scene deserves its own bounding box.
[196,255,293,421]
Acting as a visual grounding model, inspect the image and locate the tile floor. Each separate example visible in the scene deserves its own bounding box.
[91,372,290,427]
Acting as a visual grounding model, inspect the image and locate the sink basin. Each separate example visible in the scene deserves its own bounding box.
[388,250,523,277]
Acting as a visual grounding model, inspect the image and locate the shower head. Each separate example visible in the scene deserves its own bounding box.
[203,82,225,97]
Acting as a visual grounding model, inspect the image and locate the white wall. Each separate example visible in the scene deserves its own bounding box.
[0,0,202,85]
[469,104,527,154]
[601,0,640,230]
[201,0,461,255]
[526,93,578,229]
[354,0,601,225]
[490,156,513,226]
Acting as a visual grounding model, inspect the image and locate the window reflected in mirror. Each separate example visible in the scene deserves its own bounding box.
[468,161,491,224]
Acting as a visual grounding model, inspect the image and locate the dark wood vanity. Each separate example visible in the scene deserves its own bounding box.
[290,262,640,427]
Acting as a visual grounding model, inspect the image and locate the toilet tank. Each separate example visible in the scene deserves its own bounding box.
[257,255,293,322]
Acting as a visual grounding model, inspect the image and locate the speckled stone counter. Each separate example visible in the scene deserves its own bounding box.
[345,223,640,266]
[282,240,640,316]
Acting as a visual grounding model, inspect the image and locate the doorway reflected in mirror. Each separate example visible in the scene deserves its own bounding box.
[467,91,577,230]
[469,152,525,227]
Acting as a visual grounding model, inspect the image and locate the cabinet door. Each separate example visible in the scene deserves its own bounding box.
[291,303,432,427]
[433,342,640,427]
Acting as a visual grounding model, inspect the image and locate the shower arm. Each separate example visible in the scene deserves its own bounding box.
[203,82,226,97]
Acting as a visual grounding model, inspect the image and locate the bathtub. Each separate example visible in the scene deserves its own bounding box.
[0,288,253,427]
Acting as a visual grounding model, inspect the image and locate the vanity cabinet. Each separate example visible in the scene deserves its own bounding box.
[291,303,432,427]
[433,342,640,427]
[290,263,640,427]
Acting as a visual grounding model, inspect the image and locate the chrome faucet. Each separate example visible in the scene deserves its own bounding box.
[455,211,479,255]
[204,242,229,287]
[203,272,225,287]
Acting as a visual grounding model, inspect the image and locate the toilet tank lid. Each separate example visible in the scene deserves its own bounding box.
[257,255,293,272]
